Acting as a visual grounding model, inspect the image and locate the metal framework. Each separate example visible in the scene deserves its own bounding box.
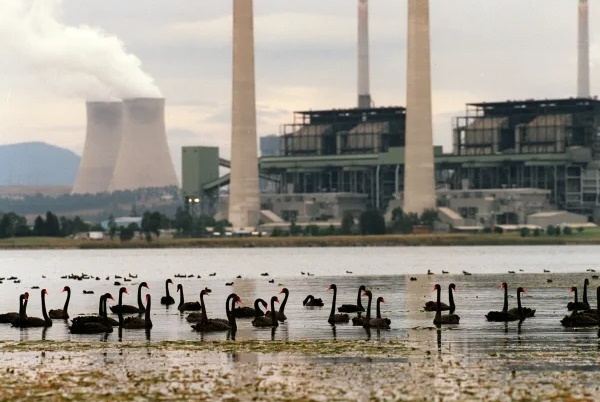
[453,98,600,156]
[279,107,405,156]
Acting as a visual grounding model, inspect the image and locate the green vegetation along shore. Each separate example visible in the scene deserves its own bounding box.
[1,228,600,249]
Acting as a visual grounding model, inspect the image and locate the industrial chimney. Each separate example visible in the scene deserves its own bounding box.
[403,0,436,214]
[578,0,590,98]
[109,98,179,191]
[228,0,261,230]
[358,0,371,109]
[71,101,123,194]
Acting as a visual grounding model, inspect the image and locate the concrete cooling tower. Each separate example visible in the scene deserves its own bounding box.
[109,98,179,191]
[71,101,123,194]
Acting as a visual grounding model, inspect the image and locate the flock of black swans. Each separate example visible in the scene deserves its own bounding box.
[1,275,599,336]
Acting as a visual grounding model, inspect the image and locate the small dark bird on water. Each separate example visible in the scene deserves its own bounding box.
[236,275,242,279]
[268,279,275,283]
[114,281,121,286]
[442,270,449,274]
[346,271,353,274]
[410,277,417,281]
[225,282,234,286]
[508,271,515,274]
[209,273,216,277]
[261,273,269,277]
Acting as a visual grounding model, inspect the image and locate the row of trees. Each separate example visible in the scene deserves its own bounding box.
[0,211,102,239]
[271,208,438,237]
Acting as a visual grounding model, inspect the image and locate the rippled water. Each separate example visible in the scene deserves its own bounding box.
[0,245,599,353]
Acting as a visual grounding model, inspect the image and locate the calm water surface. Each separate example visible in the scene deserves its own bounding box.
[0,245,599,355]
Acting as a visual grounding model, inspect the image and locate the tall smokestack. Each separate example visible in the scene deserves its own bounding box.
[71,101,123,194]
[109,98,179,191]
[578,0,590,98]
[403,0,436,214]
[228,0,260,230]
[358,0,371,109]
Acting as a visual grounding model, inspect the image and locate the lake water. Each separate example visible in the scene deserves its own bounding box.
[1,245,599,354]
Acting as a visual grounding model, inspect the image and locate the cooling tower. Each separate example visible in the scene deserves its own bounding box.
[109,98,179,191]
[71,101,123,194]
[403,0,436,214]
[228,0,261,230]
[578,0,590,98]
[358,0,371,109]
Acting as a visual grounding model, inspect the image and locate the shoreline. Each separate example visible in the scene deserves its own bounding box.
[1,233,600,249]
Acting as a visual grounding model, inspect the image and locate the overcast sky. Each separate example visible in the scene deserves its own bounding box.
[0,0,598,179]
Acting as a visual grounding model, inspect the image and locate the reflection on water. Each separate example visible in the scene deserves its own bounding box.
[0,246,599,356]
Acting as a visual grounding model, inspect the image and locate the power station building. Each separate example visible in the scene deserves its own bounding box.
[182,97,600,226]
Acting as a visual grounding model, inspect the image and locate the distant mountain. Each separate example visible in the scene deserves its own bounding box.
[0,142,80,186]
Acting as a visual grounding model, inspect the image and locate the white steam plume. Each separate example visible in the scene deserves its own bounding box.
[0,0,161,100]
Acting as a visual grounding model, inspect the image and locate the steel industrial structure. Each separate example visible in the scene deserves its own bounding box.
[183,97,600,220]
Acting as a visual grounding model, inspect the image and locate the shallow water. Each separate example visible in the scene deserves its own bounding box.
[0,245,599,355]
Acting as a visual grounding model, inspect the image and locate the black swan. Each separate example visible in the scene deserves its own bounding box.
[114,287,130,328]
[252,296,279,328]
[561,286,600,327]
[265,288,288,322]
[486,282,520,322]
[423,283,452,312]
[328,284,350,324]
[176,284,202,312]
[233,297,266,319]
[49,286,71,319]
[507,286,535,318]
[432,284,460,325]
[303,295,324,307]
[122,294,153,329]
[567,286,590,311]
[69,293,115,334]
[0,293,27,324]
[160,279,175,305]
[364,296,391,329]
[249,299,270,326]
[13,289,52,328]
[110,282,149,314]
[352,290,372,326]
[337,285,366,313]
[192,292,240,332]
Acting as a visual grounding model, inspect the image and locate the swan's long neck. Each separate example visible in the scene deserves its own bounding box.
[356,287,364,309]
[41,292,49,322]
[365,292,372,319]
[376,298,382,319]
[583,282,589,305]
[435,287,442,320]
[117,291,124,327]
[165,281,171,298]
[18,296,25,320]
[145,297,151,326]
[200,293,207,323]
[178,287,185,308]
[63,289,70,313]
[517,290,523,319]
[573,288,579,304]
[138,285,145,310]
[303,295,310,306]
[502,285,508,313]
[98,295,104,316]
[23,298,28,318]
[254,299,264,316]
[279,290,289,314]
[270,298,278,327]
[226,295,236,331]
[449,287,456,315]
[329,287,337,317]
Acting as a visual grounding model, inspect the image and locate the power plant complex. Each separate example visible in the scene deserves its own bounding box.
[71,98,179,195]
[54,0,594,231]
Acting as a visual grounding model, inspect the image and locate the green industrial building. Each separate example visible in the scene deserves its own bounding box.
[182,98,600,225]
